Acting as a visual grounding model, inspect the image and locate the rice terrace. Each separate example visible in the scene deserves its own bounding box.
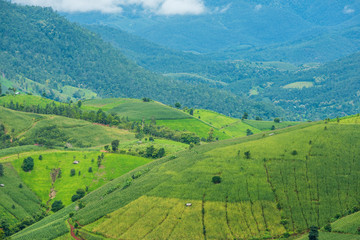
[1,0,360,239]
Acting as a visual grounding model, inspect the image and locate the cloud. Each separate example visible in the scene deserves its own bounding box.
[254,4,262,11]
[12,0,123,13]
[343,5,355,14]
[12,0,206,15]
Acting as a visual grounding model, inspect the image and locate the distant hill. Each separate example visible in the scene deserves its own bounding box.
[0,0,284,120]
[65,0,360,63]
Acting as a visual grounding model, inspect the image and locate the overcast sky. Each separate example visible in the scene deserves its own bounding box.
[12,0,207,15]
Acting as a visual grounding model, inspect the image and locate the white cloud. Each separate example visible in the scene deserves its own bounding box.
[254,4,262,11]
[12,0,206,15]
[343,5,355,14]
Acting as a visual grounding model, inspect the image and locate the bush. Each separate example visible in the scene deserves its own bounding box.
[71,194,80,202]
[38,155,43,160]
[212,176,221,184]
[291,150,298,155]
[88,167,92,173]
[51,200,64,212]
[324,223,332,232]
[70,169,75,176]
[21,157,34,172]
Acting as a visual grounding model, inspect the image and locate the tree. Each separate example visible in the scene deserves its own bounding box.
[39,155,43,160]
[21,157,34,172]
[104,145,109,151]
[51,200,64,212]
[88,167,93,173]
[70,169,75,176]
[246,129,253,136]
[19,183,23,188]
[0,83,2,95]
[271,125,275,130]
[244,151,251,159]
[77,100,82,108]
[207,128,214,142]
[308,226,319,240]
[0,163,3,177]
[175,102,181,109]
[212,176,221,184]
[274,118,280,123]
[111,140,119,152]
[156,148,165,158]
[146,145,155,158]
[76,189,86,198]
[242,112,248,120]
[189,108,194,115]
[324,223,331,232]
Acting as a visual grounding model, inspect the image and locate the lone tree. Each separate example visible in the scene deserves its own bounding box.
[246,129,253,136]
[111,140,119,152]
[51,200,64,212]
[274,118,281,123]
[308,226,319,240]
[242,112,248,120]
[212,176,222,184]
[21,157,34,172]
[0,163,3,177]
[244,151,251,159]
[39,155,43,160]
[175,102,181,109]
[70,169,76,177]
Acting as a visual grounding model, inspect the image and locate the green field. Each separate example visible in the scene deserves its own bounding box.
[0,107,135,148]
[332,211,360,234]
[244,119,300,131]
[296,231,360,240]
[283,81,314,89]
[11,151,151,206]
[156,118,230,140]
[0,163,44,230]
[193,109,239,128]
[83,98,190,121]
[222,121,262,137]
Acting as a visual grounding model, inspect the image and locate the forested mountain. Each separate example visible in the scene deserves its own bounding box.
[65,0,360,63]
[0,0,284,120]
[82,25,360,120]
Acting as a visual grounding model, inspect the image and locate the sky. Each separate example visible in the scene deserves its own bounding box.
[12,0,207,15]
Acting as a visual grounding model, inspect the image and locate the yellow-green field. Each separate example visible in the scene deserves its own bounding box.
[283,81,314,89]
[11,151,152,206]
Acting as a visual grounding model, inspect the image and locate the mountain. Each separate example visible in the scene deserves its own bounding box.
[64,0,360,63]
[0,0,284,120]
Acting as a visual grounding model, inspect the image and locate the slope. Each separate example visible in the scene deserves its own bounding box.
[12,117,360,239]
[0,163,44,236]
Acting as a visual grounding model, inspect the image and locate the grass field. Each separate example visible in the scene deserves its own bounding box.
[283,81,314,89]
[156,118,230,140]
[0,163,44,228]
[82,98,190,121]
[11,151,152,206]
[222,121,262,137]
[0,107,135,148]
[193,109,239,129]
[331,211,360,234]
[296,231,360,240]
[244,119,300,131]
[0,95,61,108]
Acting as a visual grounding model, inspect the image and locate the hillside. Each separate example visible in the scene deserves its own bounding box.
[0,0,284,120]
[11,116,360,239]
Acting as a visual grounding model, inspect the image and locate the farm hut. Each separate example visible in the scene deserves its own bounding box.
[185,203,192,207]
[0,184,5,187]
[73,161,79,164]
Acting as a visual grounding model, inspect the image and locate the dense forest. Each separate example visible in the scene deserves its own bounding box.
[0,0,284,120]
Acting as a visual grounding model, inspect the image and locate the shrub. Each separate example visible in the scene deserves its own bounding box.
[21,157,34,172]
[71,194,80,202]
[18,183,23,188]
[51,200,64,212]
[212,176,221,184]
[291,150,298,155]
[70,169,75,176]
[324,223,332,232]
[244,151,251,159]
[88,167,93,173]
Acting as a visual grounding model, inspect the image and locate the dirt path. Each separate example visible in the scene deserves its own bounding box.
[68,220,82,240]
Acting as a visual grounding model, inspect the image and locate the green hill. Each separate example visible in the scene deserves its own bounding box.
[82,98,190,121]
[11,117,360,239]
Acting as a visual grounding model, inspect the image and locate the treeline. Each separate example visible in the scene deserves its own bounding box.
[3,100,130,126]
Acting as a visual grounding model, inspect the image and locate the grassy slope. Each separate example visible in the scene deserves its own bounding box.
[10,151,151,206]
[244,119,300,131]
[0,107,135,148]
[295,231,360,240]
[331,211,360,234]
[0,163,44,227]
[15,119,360,239]
[82,98,190,121]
